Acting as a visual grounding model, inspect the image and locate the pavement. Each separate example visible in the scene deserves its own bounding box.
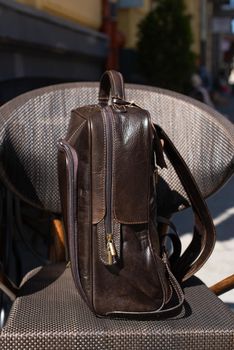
[173,95,234,308]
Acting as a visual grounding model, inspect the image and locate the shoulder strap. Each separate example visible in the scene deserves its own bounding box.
[155,125,216,282]
[0,265,17,301]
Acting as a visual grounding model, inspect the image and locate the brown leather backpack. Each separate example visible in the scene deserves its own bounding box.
[58,70,215,318]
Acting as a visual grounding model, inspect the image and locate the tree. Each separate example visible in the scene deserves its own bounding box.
[137,0,195,93]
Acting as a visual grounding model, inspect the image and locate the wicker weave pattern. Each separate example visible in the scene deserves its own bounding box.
[0,83,233,213]
[1,264,233,349]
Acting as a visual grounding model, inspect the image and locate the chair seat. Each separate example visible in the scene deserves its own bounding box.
[1,264,233,349]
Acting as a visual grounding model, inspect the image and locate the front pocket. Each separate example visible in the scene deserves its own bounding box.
[92,223,166,315]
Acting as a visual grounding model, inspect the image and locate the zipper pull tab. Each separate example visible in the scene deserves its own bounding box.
[106,234,117,265]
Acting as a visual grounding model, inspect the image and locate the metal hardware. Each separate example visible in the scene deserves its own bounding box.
[112,96,140,108]
[106,234,117,265]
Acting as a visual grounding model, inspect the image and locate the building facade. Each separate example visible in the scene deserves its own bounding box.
[0,0,107,103]
[0,0,223,102]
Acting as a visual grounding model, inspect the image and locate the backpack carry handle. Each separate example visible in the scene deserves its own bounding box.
[98,70,125,106]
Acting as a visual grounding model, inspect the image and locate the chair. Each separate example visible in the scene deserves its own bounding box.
[0,82,233,349]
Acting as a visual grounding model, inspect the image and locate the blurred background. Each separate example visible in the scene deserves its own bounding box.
[0,0,233,308]
[1,0,234,105]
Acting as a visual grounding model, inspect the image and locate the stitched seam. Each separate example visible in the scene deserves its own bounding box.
[73,106,101,120]
[120,74,125,99]
[110,70,117,98]
[67,119,86,143]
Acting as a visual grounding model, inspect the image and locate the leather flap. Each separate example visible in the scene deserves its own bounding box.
[113,107,150,223]
[91,106,151,224]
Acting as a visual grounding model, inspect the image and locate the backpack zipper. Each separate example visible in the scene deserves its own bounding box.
[102,107,117,265]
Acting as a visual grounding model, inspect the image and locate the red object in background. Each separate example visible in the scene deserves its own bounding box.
[101,0,125,70]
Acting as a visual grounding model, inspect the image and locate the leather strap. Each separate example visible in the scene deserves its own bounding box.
[0,265,17,301]
[98,70,125,106]
[158,216,182,266]
[156,125,216,282]
[0,188,17,301]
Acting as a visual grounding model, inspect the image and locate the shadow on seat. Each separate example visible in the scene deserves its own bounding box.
[0,82,233,349]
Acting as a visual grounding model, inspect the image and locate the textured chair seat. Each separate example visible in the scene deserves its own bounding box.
[1,264,233,350]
